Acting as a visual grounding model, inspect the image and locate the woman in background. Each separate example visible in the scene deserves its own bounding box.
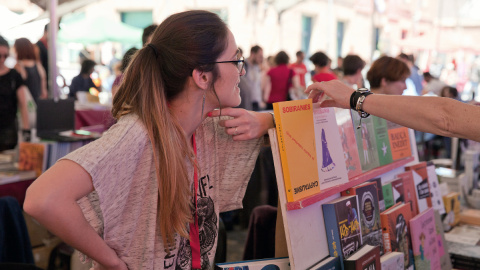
[366,56,410,95]
[0,36,30,151]
[14,38,47,104]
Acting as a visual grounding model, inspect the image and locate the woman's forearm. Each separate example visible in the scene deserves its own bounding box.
[25,196,121,267]
[362,94,480,141]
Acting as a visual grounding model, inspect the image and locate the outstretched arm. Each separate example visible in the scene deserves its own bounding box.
[306,80,480,142]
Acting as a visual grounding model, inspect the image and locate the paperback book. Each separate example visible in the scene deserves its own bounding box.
[386,120,412,161]
[344,245,381,270]
[406,162,433,213]
[342,182,383,254]
[335,108,362,179]
[409,208,441,270]
[396,171,420,217]
[433,210,453,270]
[391,178,405,205]
[18,142,48,177]
[442,192,461,231]
[380,202,414,269]
[426,162,446,215]
[273,99,320,202]
[351,111,380,171]
[313,106,349,189]
[382,183,395,210]
[380,252,404,270]
[215,257,290,270]
[322,195,363,265]
[369,178,385,212]
[372,116,393,166]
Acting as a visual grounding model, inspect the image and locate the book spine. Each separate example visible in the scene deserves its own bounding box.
[323,204,344,270]
[380,214,392,254]
[273,103,294,202]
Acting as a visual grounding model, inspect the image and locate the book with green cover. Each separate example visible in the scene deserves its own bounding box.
[372,116,393,166]
[351,111,380,171]
[382,183,395,210]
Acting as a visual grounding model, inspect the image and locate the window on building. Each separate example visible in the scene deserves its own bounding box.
[337,21,345,57]
[375,27,381,50]
[120,11,153,29]
[301,15,313,57]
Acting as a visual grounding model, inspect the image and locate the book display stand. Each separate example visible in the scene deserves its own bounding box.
[268,127,417,270]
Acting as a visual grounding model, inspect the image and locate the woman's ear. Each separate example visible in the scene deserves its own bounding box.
[380,77,387,87]
[192,69,211,90]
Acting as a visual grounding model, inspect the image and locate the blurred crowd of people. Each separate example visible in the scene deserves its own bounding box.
[1,20,477,155]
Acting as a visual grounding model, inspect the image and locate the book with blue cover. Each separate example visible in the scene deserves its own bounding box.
[322,195,363,269]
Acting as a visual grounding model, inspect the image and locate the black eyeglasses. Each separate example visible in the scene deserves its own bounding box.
[209,57,245,74]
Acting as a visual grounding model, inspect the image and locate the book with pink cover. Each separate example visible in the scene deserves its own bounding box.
[409,208,441,270]
[334,108,362,179]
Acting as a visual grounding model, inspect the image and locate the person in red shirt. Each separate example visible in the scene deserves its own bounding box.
[310,51,337,83]
[264,51,299,109]
[289,51,308,89]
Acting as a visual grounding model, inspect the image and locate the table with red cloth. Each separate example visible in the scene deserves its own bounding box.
[75,108,115,132]
[0,179,35,206]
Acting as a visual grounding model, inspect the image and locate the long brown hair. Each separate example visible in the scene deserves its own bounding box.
[112,10,228,248]
[14,38,36,61]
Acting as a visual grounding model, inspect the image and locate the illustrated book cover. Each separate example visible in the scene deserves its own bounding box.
[382,183,395,210]
[380,202,414,269]
[396,171,420,218]
[433,210,453,270]
[372,116,393,166]
[313,106,349,189]
[215,257,290,270]
[391,178,405,205]
[409,208,441,270]
[273,99,319,202]
[335,108,362,179]
[18,142,48,177]
[342,182,383,254]
[369,178,385,212]
[426,161,446,215]
[380,252,404,270]
[351,111,380,171]
[322,195,363,265]
[442,192,461,231]
[344,245,381,270]
[386,120,412,161]
[406,162,432,213]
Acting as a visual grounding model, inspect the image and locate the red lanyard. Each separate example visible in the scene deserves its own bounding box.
[190,133,201,269]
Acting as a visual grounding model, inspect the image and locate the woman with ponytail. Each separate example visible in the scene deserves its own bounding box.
[24,10,275,270]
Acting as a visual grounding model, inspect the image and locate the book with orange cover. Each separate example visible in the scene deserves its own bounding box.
[396,171,420,217]
[406,162,433,212]
[18,142,47,177]
[380,202,414,269]
[387,121,412,161]
[273,99,319,202]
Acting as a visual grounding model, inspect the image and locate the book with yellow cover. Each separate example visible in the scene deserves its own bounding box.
[273,99,320,202]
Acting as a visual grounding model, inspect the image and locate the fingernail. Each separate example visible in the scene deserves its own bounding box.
[207,112,212,117]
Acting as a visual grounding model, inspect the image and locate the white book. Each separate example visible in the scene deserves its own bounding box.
[380,251,404,270]
[313,106,349,189]
[426,162,446,214]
